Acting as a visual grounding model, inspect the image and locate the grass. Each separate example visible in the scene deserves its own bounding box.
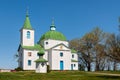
[0,71,120,80]
[95,71,120,74]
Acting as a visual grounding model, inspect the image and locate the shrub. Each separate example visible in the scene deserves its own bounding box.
[15,67,23,71]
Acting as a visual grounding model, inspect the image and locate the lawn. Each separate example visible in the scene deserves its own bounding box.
[0,71,120,80]
[95,71,120,74]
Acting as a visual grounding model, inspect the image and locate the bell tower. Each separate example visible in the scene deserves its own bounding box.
[20,10,34,46]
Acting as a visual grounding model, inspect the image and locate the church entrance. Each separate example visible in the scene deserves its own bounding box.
[60,61,64,70]
[71,64,73,70]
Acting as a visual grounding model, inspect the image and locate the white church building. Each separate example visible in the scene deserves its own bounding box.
[18,12,78,71]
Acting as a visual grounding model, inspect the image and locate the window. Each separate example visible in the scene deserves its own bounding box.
[60,52,63,57]
[28,52,32,56]
[27,31,30,39]
[28,60,31,66]
[46,42,48,45]
[74,64,76,67]
[72,54,74,58]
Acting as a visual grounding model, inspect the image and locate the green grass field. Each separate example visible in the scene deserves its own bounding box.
[0,71,120,80]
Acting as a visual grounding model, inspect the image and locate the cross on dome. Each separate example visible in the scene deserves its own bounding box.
[50,18,56,31]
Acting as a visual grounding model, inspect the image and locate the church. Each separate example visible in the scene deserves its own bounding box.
[18,12,78,71]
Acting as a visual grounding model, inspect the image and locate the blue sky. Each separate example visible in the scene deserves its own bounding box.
[0,0,120,69]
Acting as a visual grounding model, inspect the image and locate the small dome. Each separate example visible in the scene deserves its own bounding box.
[39,30,66,42]
[38,48,45,55]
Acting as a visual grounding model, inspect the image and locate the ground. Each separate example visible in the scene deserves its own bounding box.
[0,71,120,80]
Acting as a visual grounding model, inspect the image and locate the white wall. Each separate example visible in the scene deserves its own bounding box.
[19,34,79,71]
[21,29,34,46]
[48,50,52,69]
[36,62,47,73]
[51,49,71,70]
[71,62,78,70]
[71,53,78,61]
[19,49,49,70]
[43,39,69,49]
[43,51,48,61]
[23,49,39,70]
[71,53,78,70]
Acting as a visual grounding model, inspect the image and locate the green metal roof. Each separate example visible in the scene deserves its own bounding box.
[21,44,43,50]
[35,58,47,62]
[71,49,77,53]
[39,20,66,42]
[19,44,46,56]
[38,48,45,55]
[71,59,78,62]
[39,30,66,42]
[22,12,33,30]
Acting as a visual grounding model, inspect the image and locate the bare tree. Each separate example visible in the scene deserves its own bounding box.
[105,33,120,70]
[70,27,108,71]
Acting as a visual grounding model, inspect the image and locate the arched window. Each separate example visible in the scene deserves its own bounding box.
[28,60,31,66]
[72,54,74,58]
[60,52,63,57]
[27,31,30,39]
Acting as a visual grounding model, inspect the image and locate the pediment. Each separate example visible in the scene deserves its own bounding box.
[51,43,70,51]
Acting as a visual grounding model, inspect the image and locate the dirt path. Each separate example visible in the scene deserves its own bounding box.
[86,72,120,76]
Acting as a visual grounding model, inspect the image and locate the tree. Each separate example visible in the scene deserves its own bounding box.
[70,27,108,71]
[91,28,108,71]
[70,36,94,71]
[94,44,106,71]
[106,33,120,70]
[106,34,120,60]
[69,38,80,50]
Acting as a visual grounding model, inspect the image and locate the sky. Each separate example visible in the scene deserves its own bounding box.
[0,0,120,69]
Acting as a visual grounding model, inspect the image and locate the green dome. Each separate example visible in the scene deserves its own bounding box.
[40,30,66,42]
[38,48,45,55]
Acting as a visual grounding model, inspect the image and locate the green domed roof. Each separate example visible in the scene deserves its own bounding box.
[40,30,66,42]
[39,20,66,42]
